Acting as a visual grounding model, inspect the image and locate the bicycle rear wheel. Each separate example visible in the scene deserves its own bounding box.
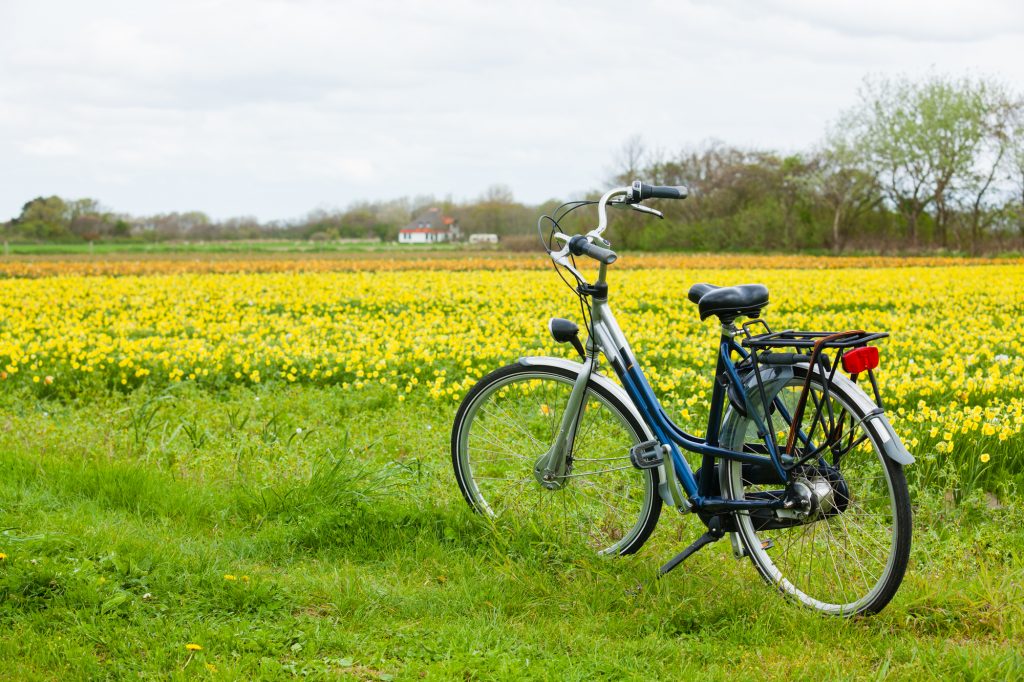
[721,366,912,616]
[451,362,661,555]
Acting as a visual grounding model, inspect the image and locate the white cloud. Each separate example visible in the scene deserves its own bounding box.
[20,137,80,158]
[746,0,1024,42]
[1,0,1022,220]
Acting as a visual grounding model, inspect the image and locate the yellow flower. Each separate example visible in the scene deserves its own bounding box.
[186,643,203,651]
[0,552,7,560]
[980,453,990,463]
[223,574,237,581]
[204,663,218,672]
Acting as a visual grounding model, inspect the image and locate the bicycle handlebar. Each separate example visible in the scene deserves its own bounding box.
[548,179,687,282]
[590,179,688,240]
[629,180,689,202]
[568,235,617,264]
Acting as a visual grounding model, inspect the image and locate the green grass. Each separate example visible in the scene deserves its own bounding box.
[0,383,1021,679]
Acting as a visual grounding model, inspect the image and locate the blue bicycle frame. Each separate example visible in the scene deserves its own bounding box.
[582,261,795,514]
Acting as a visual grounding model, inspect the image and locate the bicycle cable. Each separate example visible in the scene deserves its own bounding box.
[536,199,598,299]
[536,200,601,464]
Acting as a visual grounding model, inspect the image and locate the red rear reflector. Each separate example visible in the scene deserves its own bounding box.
[842,346,879,374]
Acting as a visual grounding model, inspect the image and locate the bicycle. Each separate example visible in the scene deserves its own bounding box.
[451,181,913,616]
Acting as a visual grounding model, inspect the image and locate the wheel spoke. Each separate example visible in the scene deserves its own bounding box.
[722,371,910,615]
[453,368,659,555]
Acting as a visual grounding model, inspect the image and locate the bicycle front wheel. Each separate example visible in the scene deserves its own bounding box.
[451,362,661,555]
[721,365,912,616]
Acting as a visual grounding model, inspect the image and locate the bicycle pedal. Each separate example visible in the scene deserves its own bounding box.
[629,439,664,469]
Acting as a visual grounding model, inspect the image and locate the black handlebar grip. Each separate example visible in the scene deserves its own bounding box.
[568,235,618,264]
[631,180,689,201]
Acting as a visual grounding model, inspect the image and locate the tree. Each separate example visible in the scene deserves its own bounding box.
[112,218,131,238]
[778,154,816,250]
[811,136,884,253]
[460,185,529,237]
[840,74,1009,248]
[65,198,115,240]
[137,211,212,240]
[608,141,810,251]
[610,135,647,185]
[1002,100,1024,240]
[374,198,415,241]
[839,77,931,246]
[11,196,72,240]
[920,78,988,247]
[955,90,1018,254]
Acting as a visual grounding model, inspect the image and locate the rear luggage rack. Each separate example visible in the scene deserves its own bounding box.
[732,322,888,473]
[741,328,889,350]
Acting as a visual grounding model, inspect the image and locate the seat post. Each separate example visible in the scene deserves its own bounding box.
[703,321,740,472]
[713,323,741,409]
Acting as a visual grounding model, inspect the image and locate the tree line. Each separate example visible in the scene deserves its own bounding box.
[3,73,1022,254]
[0,188,540,246]
[606,74,1023,254]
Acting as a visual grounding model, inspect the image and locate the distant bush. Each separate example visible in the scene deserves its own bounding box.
[499,234,541,252]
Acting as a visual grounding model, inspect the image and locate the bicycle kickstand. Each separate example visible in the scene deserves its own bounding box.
[658,516,726,577]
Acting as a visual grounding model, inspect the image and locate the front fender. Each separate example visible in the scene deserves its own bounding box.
[517,356,653,441]
[518,356,688,506]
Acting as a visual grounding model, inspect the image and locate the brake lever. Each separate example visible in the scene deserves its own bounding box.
[630,204,663,219]
[609,199,663,219]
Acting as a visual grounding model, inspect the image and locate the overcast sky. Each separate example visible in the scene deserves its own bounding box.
[2,0,1023,222]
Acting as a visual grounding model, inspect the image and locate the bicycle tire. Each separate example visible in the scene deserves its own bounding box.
[451,361,662,555]
[720,365,912,616]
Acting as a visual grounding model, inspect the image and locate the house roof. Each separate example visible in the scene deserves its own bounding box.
[404,207,458,232]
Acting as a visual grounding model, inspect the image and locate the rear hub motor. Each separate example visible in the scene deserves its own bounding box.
[790,465,850,519]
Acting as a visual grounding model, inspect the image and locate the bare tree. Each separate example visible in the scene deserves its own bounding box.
[1006,101,1024,242]
[955,90,1019,254]
[610,134,647,184]
[810,136,884,253]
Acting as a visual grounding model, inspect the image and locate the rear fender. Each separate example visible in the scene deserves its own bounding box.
[812,366,915,466]
[723,361,914,466]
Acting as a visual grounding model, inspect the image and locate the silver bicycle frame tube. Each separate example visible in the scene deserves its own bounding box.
[537,262,688,506]
[536,264,616,483]
[534,355,594,484]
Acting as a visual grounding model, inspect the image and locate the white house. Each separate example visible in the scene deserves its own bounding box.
[469,233,499,244]
[398,208,460,244]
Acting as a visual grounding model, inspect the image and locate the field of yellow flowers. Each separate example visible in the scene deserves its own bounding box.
[0,253,1022,678]
[1,254,1021,491]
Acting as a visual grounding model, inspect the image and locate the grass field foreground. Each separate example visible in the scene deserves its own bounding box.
[0,254,1022,679]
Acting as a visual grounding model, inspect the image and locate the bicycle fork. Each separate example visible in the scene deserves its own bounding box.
[532,356,594,489]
